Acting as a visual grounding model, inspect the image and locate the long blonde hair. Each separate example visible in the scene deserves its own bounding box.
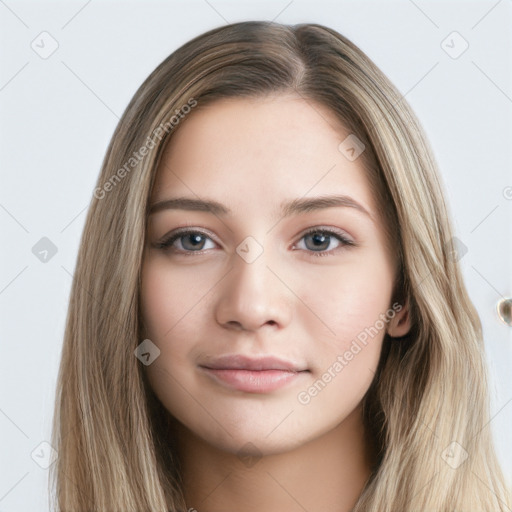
[50,21,511,511]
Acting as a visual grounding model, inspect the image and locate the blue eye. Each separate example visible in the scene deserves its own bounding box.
[154,227,354,257]
[154,230,216,253]
[295,228,355,257]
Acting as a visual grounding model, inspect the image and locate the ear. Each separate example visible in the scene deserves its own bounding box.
[387,301,412,338]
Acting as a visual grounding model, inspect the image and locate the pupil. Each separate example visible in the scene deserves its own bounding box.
[309,233,329,250]
[184,233,204,250]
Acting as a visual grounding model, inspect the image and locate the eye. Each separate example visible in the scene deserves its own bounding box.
[154,229,216,254]
[293,227,355,257]
[154,226,355,257]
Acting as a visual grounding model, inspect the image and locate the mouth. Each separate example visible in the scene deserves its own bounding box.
[198,354,310,393]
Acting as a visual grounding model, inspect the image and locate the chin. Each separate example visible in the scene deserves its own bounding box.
[207,429,308,458]
[180,411,319,458]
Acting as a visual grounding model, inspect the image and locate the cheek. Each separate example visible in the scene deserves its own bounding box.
[293,265,391,415]
[139,258,207,415]
[288,250,394,372]
[140,256,216,341]
[139,258,205,386]
[295,254,394,336]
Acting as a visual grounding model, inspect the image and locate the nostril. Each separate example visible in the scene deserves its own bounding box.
[227,321,245,330]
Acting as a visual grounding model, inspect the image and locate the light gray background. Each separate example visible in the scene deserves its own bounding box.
[1,1,511,510]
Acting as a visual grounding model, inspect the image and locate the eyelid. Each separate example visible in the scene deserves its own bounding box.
[153,226,220,251]
[290,226,355,257]
[294,225,354,245]
[154,225,355,255]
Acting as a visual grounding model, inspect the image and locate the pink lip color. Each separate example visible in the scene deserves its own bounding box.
[200,368,304,393]
[199,354,309,393]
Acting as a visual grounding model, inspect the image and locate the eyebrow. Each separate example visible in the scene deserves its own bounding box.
[148,194,373,221]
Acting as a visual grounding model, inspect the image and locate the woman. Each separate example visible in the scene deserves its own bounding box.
[50,21,511,511]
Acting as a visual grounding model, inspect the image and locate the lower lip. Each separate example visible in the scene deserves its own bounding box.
[200,367,306,393]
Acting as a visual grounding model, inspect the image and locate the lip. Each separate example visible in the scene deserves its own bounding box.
[200,354,307,371]
[199,354,309,393]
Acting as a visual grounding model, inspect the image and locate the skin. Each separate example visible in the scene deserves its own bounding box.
[140,93,411,512]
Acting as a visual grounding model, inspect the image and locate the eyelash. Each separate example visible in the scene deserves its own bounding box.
[153,227,355,258]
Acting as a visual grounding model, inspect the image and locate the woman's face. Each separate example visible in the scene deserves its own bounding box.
[140,93,403,456]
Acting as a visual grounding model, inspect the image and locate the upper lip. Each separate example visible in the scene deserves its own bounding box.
[200,354,308,372]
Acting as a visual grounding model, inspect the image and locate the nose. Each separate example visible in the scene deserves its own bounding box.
[214,244,292,332]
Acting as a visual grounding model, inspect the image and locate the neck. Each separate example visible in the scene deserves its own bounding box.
[173,404,374,512]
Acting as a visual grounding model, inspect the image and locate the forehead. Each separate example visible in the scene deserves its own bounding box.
[151,94,377,223]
